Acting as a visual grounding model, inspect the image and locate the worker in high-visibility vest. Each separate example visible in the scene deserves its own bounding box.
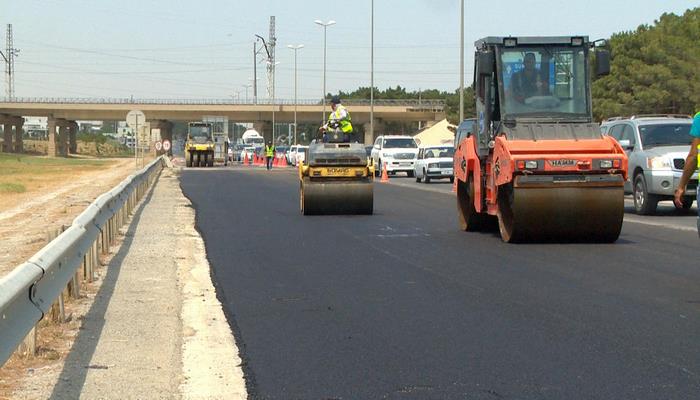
[674,110,700,237]
[321,96,353,143]
[265,141,275,171]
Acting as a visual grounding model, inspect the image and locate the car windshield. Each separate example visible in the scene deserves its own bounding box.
[499,46,589,120]
[639,124,692,147]
[189,126,210,138]
[383,138,417,148]
[424,147,454,158]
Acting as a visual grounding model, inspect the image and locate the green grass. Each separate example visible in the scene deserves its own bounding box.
[0,182,26,193]
[0,153,110,176]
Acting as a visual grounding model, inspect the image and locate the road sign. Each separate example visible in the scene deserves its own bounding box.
[155,141,163,151]
[162,139,171,152]
[126,110,145,129]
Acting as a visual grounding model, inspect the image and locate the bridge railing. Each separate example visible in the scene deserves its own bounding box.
[0,97,445,108]
[0,156,166,367]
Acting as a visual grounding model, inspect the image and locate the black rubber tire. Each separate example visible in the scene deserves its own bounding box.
[375,160,382,177]
[424,171,431,183]
[207,152,214,167]
[633,174,658,215]
[449,177,455,184]
[415,174,421,183]
[195,153,201,168]
[674,196,694,212]
[407,171,415,178]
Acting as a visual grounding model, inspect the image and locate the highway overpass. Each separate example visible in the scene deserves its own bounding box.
[0,98,446,154]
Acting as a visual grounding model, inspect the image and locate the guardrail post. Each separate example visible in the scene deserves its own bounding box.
[17,327,37,358]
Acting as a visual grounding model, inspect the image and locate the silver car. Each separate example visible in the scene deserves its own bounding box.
[414,146,455,183]
[601,115,698,214]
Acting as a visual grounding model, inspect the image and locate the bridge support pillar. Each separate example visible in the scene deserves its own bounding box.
[68,121,78,154]
[13,118,24,153]
[2,122,13,153]
[47,118,57,157]
[363,120,385,145]
[58,125,69,157]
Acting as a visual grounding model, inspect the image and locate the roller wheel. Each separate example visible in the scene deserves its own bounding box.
[633,174,658,215]
[457,177,486,231]
[196,153,202,168]
[207,153,214,167]
[497,183,518,242]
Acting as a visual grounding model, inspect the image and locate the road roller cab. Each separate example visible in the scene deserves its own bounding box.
[454,36,629,242]
[299,141,375,215]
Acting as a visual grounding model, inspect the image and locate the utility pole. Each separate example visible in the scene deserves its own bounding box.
[252,41,258,104]
[370,0,374,143]
[268,16,277,143]
[1,24,19,100]
[459,0,465,122]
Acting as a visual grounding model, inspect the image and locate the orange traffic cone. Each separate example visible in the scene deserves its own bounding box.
[243,153,249,165]
[452,178,457,193]
[380,162,389,183]
[273,156,279,167]
[278,156,287,167]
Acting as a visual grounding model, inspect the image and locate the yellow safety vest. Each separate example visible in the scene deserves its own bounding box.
[265,145,275,157]
[330,104,353,134]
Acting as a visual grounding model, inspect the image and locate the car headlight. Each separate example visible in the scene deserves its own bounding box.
[647,156,671,170]
[428,163,438,169]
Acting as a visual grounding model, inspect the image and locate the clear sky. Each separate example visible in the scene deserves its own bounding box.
[2,0,697,100]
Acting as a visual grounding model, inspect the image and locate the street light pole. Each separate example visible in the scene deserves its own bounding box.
[459,0,465,122]
[314,20,335,124]
[288,44,304,145]
[242,84,252,102]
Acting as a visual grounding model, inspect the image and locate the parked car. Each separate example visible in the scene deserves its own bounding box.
[287,145,300,165]
[240,146,256,161]
[293,145,309,166]
[601,115,698,214]
[414,146,455,183]
[370,135,419,177]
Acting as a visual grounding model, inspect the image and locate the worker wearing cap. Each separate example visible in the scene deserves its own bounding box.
[321,96,353,142]
[265,141,275,170]
[674,110,700,237]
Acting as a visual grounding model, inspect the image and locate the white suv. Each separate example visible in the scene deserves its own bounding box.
[370,135,418,177]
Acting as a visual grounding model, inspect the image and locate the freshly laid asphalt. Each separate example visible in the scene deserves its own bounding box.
[181,166,700,400]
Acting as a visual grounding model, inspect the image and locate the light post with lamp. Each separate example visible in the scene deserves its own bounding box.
[287,44,304,145]
[314,19,335,124]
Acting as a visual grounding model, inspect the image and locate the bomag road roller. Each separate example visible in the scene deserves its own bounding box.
[299,129,374,215]
[185,122,215,167]
[454,36,628,242]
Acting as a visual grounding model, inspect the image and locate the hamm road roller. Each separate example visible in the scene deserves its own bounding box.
[185,122,215,167]
[299,130,374,215]
[454,36,628,242]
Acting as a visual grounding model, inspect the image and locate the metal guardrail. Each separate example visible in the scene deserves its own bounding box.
[0,97,445,108]
[0,156,166,366]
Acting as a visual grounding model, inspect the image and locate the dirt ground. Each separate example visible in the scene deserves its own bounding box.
[0,154,154,399]
[0,154,149,278]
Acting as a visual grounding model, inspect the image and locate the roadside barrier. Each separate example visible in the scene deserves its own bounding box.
[0,156,166,367]
[380,162,389,183]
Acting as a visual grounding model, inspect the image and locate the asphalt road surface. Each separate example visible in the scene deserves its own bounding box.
[181,166,700,400]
